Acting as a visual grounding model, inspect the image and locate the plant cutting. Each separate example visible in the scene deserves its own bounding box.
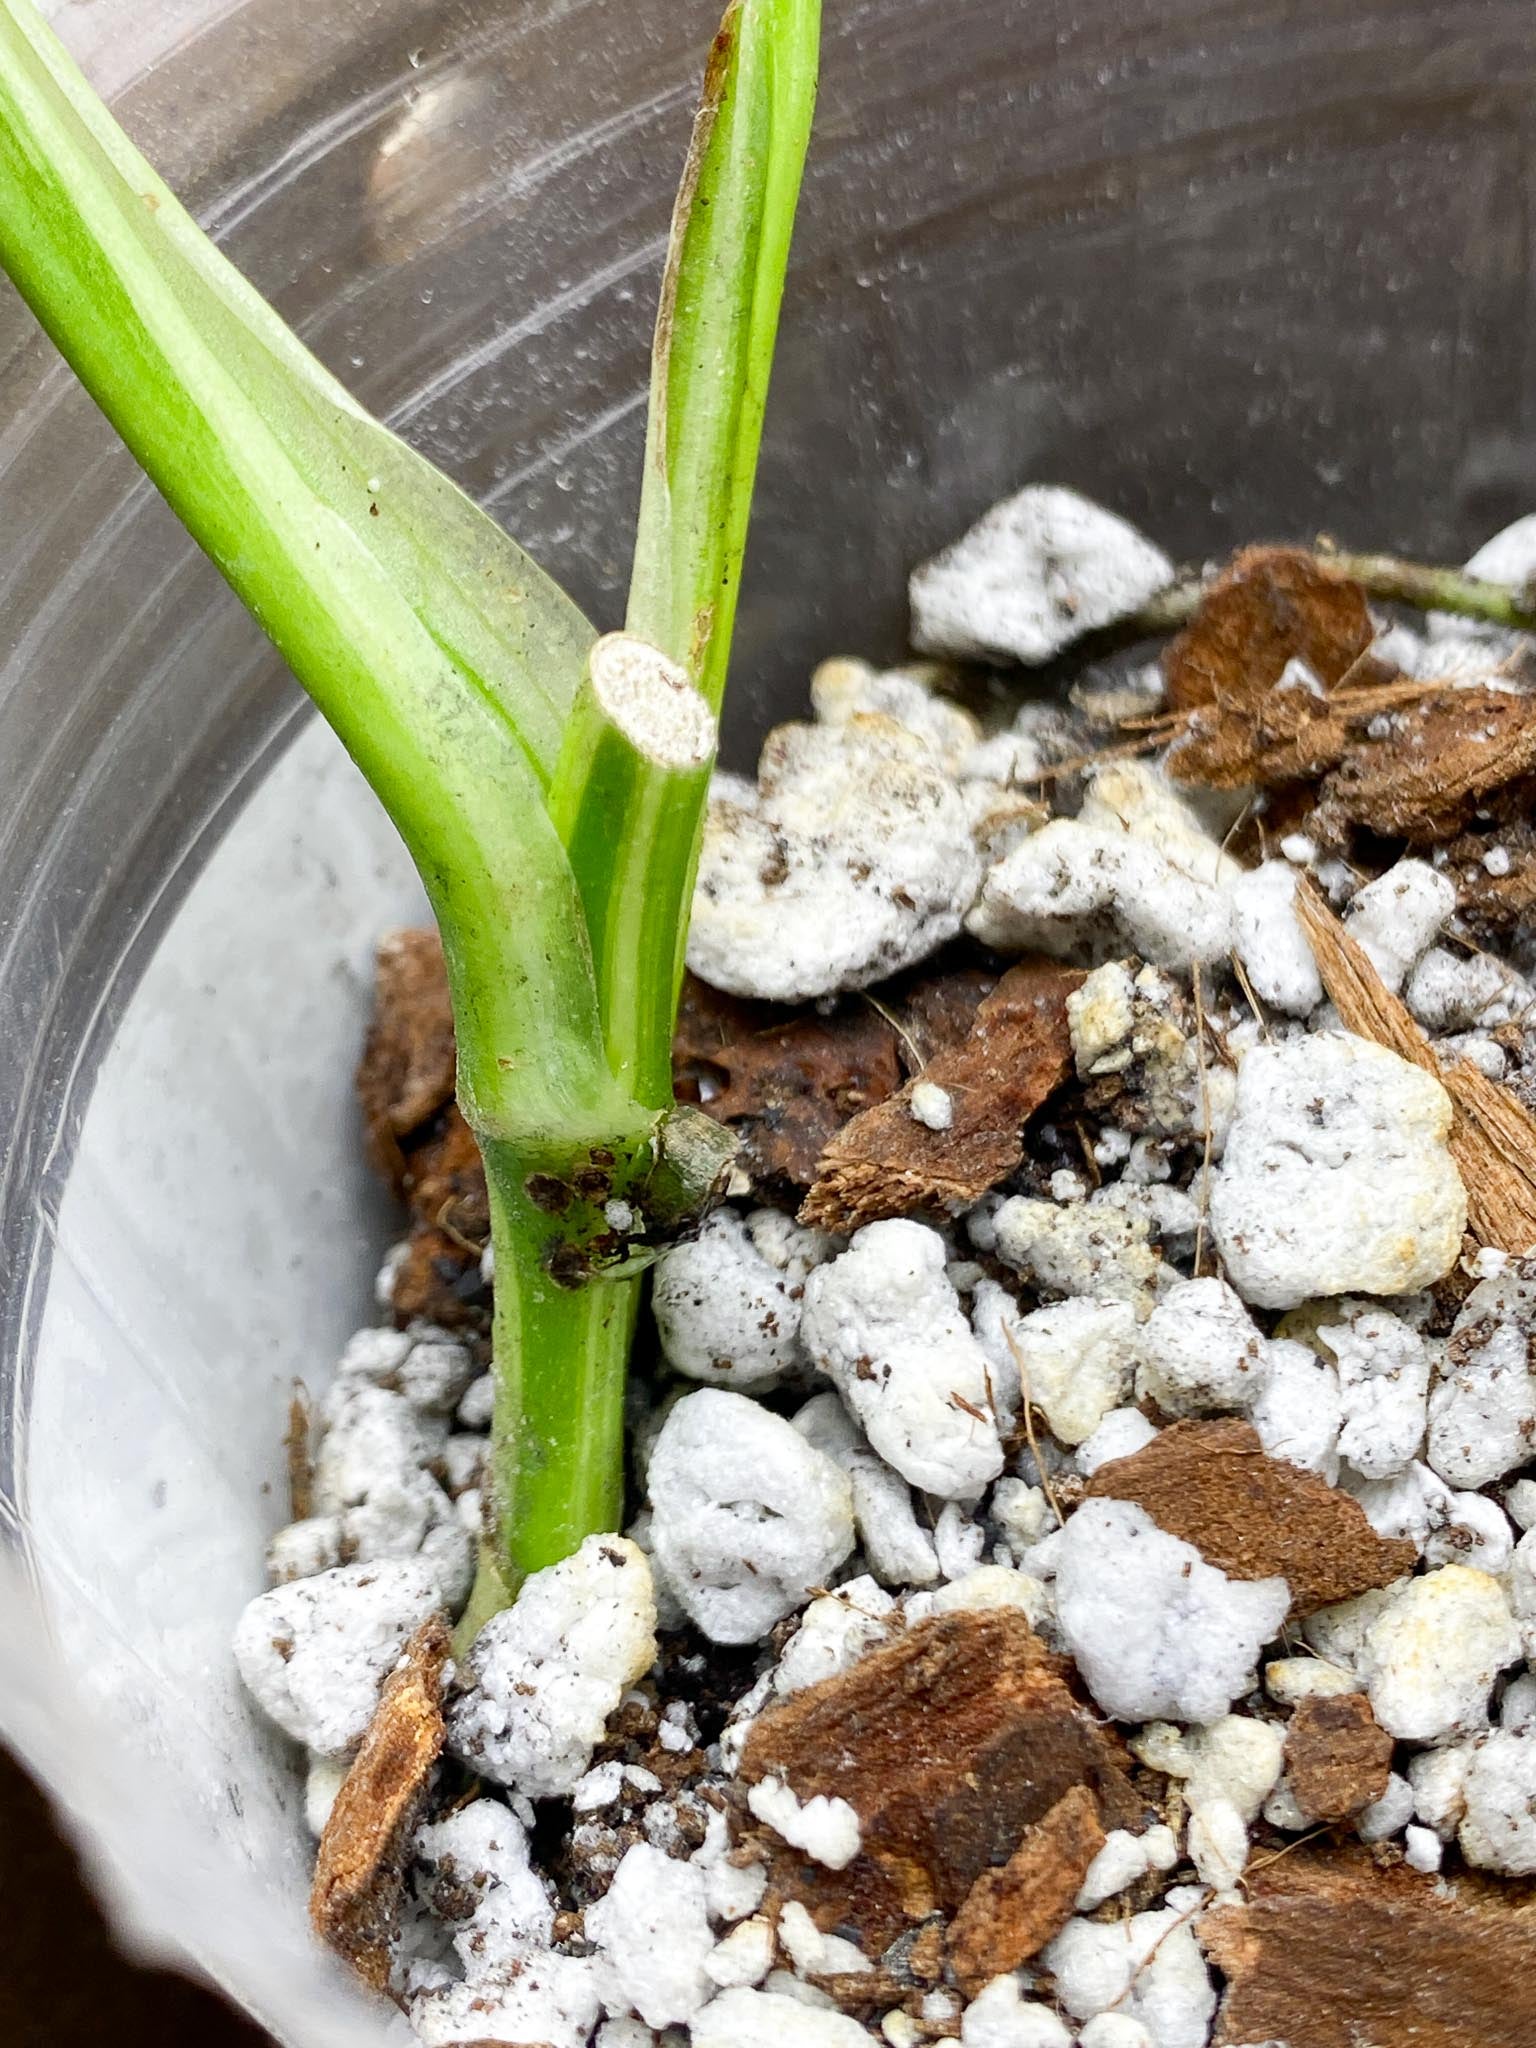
[0,0,819,1636]
[13,6,1536,2045]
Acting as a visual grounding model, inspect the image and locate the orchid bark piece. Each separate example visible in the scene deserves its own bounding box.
[0,0,820,1634]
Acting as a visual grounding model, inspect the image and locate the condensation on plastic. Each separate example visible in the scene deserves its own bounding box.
[2,0,1535,2039]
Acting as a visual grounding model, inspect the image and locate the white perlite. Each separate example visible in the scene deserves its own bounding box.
[967,818,1234,972]
[586,1843,715,2027]
[1210,1034,1466,1309]
[909,486,1173,665]
[594,2023,657,2048]
[1141,1715,1286,1826]
[1135,1277,1269,1417]
[687,718,981,1002]
[304,1754,347,1837]
[1050,1500,1289,1723]
[233,1558,441,1756]
[1321,1304,1431,1479]
[1357,1773,1414,1843]
[1511,1529,1536,1659]
[904,1564,1050,1631]
[1079,2020,1155,2048]
[1427,1258,1536,1488]
[647,1389,855,1643]
[410,1950,601,2048]
[1356,1565,1521,1741]
[910,1079,954,1130]
[746,1777,862,1869]
[1264,1656,1357,1705]
[447,1536,657,1795]
[706,1916,775,1990]
[810,657,981,771]
[1248,1338,1342,1479]
[1343,860,1456,993]
[1076,1824,1180,1910]
[1043,1887,1216,2048]
[301,1376,472,1607]
[1409,1744,1471,1838]
[793,1391,940,1588]
[779,1901,871,1979]
[772,1577,894,1696]
[800,1222,1005,1498]
[1231,861,1324,1016]
[1404,1823,1444,1873]
[972,1283,1139,1447]
[337,1322,477,1415]
[651,1207,831,1391]
[987,1198,1164,1316]
[1075,1407,1159,1475]
[312,1380,445,1513]
[414,1800,554,1975]
[961,1976,1073,2046]
[693,1986,870,2048]
[1459,1731,1536,1874]
[1407,945,1534,1033]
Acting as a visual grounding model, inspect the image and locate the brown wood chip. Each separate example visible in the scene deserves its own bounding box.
[310,1616,451,1992]
[1163,546,1375,715]
[739,1610,1142,1948]
[947,1785,1104,1997]
[1084,1418,1416,1618]
[1201,1849,1536,2047]
[1155,547,1536,833]
[356,929,459,1190]
[1296,881,1536,1252]
[1284,1692,1393,1824]
[799,960,1084,1231]
[285,1382,314,1523]
[388,1219,489,1334]
[401,1101,491,1246]
[672,972,906,1194]
[1313,684,1536,844]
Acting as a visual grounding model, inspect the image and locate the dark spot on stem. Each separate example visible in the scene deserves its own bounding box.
[526,1173,572,1213]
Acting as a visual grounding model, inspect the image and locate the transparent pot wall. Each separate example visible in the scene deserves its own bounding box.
[1,0,1533,2037]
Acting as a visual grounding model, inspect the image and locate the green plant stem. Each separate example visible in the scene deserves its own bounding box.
[457,1161,641,1645]
[0,0,816,1643]
[548,0,821,1099]
[549,636,717,1107]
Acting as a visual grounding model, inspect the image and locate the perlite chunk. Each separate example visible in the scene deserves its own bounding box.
[800,1221,1005,1497]
[971,1283,1138,1447]
[587,1842,716,2027]
[233,1558,442,1756]
[967,818,1234,972]
[1210,1034,1466,1309]
[1231,861,1323,1016]
[1356,1565,1521,1742]
[1049,1500,1288,1724]
[1427,1258,1536,1487]
[447,1536,657,1795]
[687,717,981,1002]
[1458,1730,1536,1874]
[1042,1886,1216,2048]
[651,1206,832,1391]
[647,1390,855,1643]
[909,485,1173,665]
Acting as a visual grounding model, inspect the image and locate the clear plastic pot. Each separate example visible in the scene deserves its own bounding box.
[1,0,1532,2038]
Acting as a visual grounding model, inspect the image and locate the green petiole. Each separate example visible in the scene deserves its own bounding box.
[0,0,820,1634]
